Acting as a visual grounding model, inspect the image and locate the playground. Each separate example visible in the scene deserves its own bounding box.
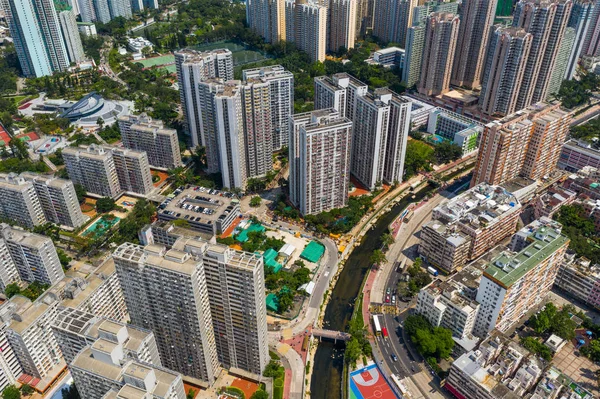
[349,364,398,399]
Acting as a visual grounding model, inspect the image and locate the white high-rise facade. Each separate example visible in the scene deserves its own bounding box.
[241,81,274,179]
[113,243,220,385]
[0,174,46,228]
[289,109,353,215]
[175,49,234,148]
[58,7,85,64]
[63,145,121,198]
[21,172,87,229]
[243,66,294,150]
[565,0,594,79]
[117,113,183,170]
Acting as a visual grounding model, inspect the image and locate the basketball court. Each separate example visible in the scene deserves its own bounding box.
[349,364,399,399]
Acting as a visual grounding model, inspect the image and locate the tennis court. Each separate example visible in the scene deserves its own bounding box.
[349,364,398,399]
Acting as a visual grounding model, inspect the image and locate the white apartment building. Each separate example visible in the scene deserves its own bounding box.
[0,173,45,228]
[58,7,85,64]
[416,264,485,345]
[52,307,160,365]
[21,172,87,229]
[352,88,411,189]
[554,255,600,311]
[63,145,121,198]
[175,49,234,147]
[0,319,22,394]
[4,294,64,379]
[242,65,294,150]
[117,113,183,170]
[289,109,353,215]
[474,221,569,336]
[199,241,269,375]
[314,73,368,121]
[113,243,220,385]
[1,224,65,286]
[70,342,185,399]
[110,147,154,196]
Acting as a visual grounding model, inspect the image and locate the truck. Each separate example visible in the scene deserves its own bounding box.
[427,266,439,277]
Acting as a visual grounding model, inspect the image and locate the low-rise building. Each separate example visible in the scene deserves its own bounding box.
[562,166,600,200]
[554,255,600,311]
[559,139,600,172]
[534,187,576,219]
[401,95,435,128]
[127,37,153,53]
[416,264,484,343]
[419,183,522,273]
[366,47,405,69]
[474,220,569,336]
[446,331,540,399]
[426,108,482,156]
[156,186,240,236]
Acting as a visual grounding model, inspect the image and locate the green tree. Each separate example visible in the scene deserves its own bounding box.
[8,138,29,160]
[96,117,104,130]
[186,388,196,399]
[4,283,20,298]
[250,390,268,399]
[250,196,262,207]
[344,337,362,365]
[61,384,81,399]
[369,249,387,269]
[20,384,33,396]
[277,289,294,313]
[381,232,394,248]
[2,385,20,399]
[74,184,86,204]
[404,140,434,178]
[57,248,72,268]
[433,141,463,164]
[96,197,116,213]
[173,219,190,228]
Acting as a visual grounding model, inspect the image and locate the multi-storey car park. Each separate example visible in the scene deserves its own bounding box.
[156,186,240,237]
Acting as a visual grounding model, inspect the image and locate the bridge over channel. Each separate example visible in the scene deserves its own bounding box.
[311,328,351,343]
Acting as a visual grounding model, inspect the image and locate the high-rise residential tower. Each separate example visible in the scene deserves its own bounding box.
[417,12,460,96]
[175,49,234,147]
[328,0,357,53]
[241,81,273,179]
[451,0,499,89]
[583,0,600,56]
[63,145,121,198]
[113,243,220,385]
[57,4,85,64]
[0,224,65,286]
[479,27,533,117]
[110,147,154,196]
[294,1,328,62]
[20,172,87,229]
[403,25,426,88]
[0,174,46,228]
[246,0,286,43]
[472,103,572,186]
[313,73,368,120]
[118,113,183,170]
[242,65,294,150]
[352,88,411,189]
[511,0,573,109]
[548,27,576,96]
[373,0,417,47]
[565,0,594,79]
[289,109,353,215]
[356,0,374,37]
[201,243,269,375]
[1,0,70,77]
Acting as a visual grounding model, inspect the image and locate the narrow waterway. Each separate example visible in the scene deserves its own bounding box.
[310,184,433,399]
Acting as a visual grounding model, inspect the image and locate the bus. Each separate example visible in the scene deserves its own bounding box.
[382,327,389,338]
[373,315,382,336]
[403,210,414,223]
[390,374,410,396]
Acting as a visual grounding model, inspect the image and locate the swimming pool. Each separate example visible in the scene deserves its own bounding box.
[82,215,120,239]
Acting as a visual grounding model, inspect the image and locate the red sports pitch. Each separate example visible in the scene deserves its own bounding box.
[349,364,398,399]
